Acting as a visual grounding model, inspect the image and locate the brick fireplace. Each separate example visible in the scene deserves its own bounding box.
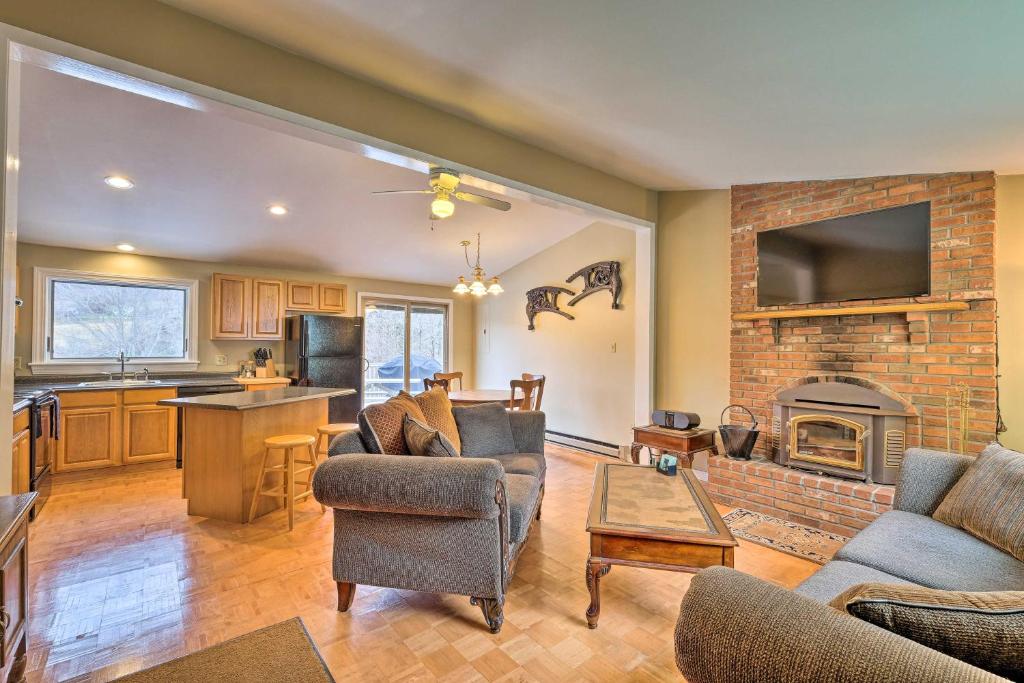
[708,171,998,534]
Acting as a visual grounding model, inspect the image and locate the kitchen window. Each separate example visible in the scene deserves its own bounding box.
[31,268,199,374]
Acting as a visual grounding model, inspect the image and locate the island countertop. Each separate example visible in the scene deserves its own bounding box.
[159,386,354,411]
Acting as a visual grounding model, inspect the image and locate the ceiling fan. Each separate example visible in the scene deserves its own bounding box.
[372,167,511,219]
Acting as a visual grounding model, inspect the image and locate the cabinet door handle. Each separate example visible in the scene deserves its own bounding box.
[0,606,11,633]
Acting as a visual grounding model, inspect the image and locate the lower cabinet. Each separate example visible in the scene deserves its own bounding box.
[56,388,177,472]
[0,497,31,683]
[11,411,29,495]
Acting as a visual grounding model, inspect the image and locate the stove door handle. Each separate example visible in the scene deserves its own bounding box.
[860,429,872,443]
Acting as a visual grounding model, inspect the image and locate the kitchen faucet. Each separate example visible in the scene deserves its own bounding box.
[116,350,131,380]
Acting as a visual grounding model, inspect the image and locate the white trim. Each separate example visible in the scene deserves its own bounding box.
[0,40,20,493]
[357,291,455,374]
[30,267,199,374]
[634,228,655,442]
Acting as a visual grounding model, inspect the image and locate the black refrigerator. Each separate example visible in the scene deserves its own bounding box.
[285,315,364,422]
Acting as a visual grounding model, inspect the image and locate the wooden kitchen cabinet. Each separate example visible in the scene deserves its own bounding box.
[56,388,178,472]
[11,411,29,496]
[286,281,318,311]
[318,283,347,312]
[251,278,286,339]
[211,273,252,339]
[0,494,33,683]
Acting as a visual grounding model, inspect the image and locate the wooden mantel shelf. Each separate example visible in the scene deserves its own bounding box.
[732,301,970,321]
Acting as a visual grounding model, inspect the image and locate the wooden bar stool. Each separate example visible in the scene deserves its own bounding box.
[248,434,322,530]
[315,422,359,459]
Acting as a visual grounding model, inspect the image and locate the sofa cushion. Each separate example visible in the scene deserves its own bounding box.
[358,393,427,454]
[453,403,517,457]
[506,474,541,544]
[412,387,462,454]
[403,415,459,458]
[474,453,545,479]
[834,510,1024,591]
[933,443,1024,563]
[795,560,915,603]
[830,582,1024,681]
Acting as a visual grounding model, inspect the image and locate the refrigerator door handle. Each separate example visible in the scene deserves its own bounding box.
[362,357,370,373]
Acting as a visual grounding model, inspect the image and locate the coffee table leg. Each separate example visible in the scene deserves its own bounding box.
[585,559,611,629]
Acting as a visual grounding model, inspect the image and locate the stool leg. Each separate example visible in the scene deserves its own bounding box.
[286,447,296,531]
[316,432,327,460]
[309,443,325,514]
[248,447,272,523]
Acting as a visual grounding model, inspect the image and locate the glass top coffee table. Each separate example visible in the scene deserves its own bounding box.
[585,463,737,628]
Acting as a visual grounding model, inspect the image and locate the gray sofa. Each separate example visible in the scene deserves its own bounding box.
[675,448,1018,682]
[311,407,545,634]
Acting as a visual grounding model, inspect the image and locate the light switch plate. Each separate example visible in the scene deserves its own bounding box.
[215,355,227,366]
[13,356,21,370]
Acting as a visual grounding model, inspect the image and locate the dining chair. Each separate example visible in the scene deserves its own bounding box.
[509,377,544,411]
[521,373,546,410]
[433,371,464,391]
[423,377,451,392]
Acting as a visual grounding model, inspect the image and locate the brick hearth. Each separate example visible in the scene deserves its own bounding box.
[708,456,894,537]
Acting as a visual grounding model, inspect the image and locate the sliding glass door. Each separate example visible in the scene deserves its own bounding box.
[362,297,449,406]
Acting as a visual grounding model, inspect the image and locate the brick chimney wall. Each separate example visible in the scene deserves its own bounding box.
[730,172,997,455]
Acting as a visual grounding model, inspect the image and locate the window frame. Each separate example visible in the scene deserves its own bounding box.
[30,267,200,375]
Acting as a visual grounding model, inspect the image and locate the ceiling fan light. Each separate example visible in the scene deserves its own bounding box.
[453,276,470,294]
[431,196,455,219]
[487,277,503,295]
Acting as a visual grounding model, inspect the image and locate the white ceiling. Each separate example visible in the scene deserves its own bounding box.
[16,63,595,284]
[160,0,1024,189]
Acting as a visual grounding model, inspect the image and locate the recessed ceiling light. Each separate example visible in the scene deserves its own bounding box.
[104,175,135,190]
[268,204,288,216]
[116,243,136,252]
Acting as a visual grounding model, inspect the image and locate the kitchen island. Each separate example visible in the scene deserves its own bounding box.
[160,386,355,523]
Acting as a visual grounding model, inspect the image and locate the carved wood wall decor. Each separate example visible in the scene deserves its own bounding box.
[526,286,575,331]
[566,261,622,309]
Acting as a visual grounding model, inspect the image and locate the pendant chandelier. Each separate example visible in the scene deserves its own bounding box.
[453,233,503,296]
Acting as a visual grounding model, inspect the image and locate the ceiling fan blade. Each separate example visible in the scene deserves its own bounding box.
[371,189,434,195]
[454,191,511,211]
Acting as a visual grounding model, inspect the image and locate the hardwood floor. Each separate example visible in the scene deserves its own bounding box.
[26,445,817,682]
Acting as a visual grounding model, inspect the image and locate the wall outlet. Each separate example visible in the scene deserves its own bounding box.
[611,342,617,353]
[13,356,21,371]
[214,355,227,366]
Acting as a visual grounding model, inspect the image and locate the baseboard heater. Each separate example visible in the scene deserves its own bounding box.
[545,430,620,458]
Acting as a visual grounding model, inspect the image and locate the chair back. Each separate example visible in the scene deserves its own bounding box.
[423,377,450,393]
[510,377,544,411]
[521,373,546,410]
[433,371,464,391]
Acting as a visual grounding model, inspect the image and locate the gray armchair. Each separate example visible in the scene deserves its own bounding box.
[312,409,545,633]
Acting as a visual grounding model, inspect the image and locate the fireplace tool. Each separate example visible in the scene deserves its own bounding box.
[945,383,971,455]
[719,405,760,460]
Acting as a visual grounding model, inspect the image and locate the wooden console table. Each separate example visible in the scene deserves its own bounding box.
[629,425,717,467]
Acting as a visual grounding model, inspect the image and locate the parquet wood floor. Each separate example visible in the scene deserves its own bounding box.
[26,445,817,682]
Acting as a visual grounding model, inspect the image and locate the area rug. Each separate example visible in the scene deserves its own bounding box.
[114,617,334,682]
[723,508,849,565]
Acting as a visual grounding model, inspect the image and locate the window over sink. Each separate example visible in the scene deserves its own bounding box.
[31,268,199,375]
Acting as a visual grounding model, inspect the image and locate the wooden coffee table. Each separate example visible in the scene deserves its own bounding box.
[585,463,737,628]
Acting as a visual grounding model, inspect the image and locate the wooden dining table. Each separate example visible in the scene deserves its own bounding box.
[448,389,523,406]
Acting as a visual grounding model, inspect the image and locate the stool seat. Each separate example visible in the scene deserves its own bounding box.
[264,434,316,448]
[317,423,358,436]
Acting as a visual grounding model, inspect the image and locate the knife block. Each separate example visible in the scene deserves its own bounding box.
[255,360,277,378]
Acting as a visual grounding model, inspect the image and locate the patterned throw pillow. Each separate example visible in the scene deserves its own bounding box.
[357,392,427,455]
[411,387,462,454]
[933,443,1024,562]
[830,582,1024,680]
[403,415,459,458]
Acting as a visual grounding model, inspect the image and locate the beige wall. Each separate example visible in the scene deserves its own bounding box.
[996,175,1024,450]
[474,223,636,446]
[15,242,474,382]
[0,0,655,224]
[655,190,731,461]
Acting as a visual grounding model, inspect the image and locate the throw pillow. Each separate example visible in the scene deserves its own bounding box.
[411,387,462,454]
[830,582,1024,680]
[403,414,459,458]
[452,403,516,457]
[357,393,428,455]
[933,443,1024,562]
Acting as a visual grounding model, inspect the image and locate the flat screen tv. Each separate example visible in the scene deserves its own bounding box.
[756,202,931,306]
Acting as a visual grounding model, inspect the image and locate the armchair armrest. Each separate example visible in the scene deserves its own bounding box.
[894,448,973,515]
[509,411,545,453]
[326,428,368,456]
[676,567,1003,683]
[312,453,505,519]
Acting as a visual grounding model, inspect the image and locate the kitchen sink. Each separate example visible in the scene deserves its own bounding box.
[77,379,164,387]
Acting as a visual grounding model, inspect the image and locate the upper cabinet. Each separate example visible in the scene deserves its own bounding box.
[211,273,285,340]
[287,280,347,314]
[251,278,286,339]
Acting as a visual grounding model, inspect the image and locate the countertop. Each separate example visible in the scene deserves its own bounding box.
[233,377,292,385]
[13,399,31,414]
[0,493,36,547]
[15,373,245,393]
[159,386,354,411]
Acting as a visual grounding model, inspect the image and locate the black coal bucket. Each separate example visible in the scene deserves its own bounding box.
[719,405,759,460]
